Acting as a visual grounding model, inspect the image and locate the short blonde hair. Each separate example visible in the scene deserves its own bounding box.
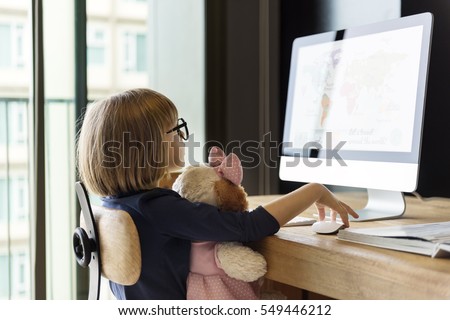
[77,88,178,196]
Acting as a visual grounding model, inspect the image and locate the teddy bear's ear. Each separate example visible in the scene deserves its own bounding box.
[208,146,225,167]
[214,153,243,186]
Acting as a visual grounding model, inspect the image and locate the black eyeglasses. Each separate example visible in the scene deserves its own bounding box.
[166,118,189,141]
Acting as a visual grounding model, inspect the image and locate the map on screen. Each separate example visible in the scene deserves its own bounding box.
[288,26,423,153]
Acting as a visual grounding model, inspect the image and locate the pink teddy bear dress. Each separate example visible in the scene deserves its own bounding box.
[187,241,260,299]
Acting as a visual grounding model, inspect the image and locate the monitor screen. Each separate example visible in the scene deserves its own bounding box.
[280,13,433,221]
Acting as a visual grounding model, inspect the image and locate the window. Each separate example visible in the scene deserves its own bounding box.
[0,178,7,223]
[136,34,146,72]
[9,101,27,145]
[86,20,112,92]
[123,31,147,72]
[11,252,28,298]
[87,26,106,66]
[43,0,77,297]
[0,24,12,68]
[0,23,26,69]
[1,0,205,300]
[0,0,32,300]
[10,177,27,222]
[0,255,9,299]
[15,24,25,68]
[0,100,6,145]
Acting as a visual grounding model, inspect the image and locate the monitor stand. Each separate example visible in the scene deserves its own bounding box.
[349,189,405,222]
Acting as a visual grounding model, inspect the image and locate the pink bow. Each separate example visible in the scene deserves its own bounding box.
[208,146,243,186]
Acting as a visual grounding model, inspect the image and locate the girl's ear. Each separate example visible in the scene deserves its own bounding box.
[214,179,249,212]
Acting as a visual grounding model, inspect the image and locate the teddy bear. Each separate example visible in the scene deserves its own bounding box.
[172,146,269,299]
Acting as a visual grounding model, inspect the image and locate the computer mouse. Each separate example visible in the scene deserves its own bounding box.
[311,221,345,235]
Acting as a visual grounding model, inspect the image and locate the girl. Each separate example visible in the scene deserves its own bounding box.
[77,88,358,300]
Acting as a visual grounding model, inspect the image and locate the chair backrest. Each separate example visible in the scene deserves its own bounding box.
[73,182,141,299]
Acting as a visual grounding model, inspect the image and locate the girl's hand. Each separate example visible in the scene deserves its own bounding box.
[315,189,358,227]
[264,183,358,227]
[315,195,359,227]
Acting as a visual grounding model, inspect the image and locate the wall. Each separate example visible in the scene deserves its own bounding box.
[148,0,205,169]
[402,0,450,197]
[206,0,280,196]
[206,0,450,198]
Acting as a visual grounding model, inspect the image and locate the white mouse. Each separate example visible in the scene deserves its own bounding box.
[311,221,345,234]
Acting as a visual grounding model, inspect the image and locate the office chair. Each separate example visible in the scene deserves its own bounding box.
[72,181,141,299]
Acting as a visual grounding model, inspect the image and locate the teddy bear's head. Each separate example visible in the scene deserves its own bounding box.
[173,147,248,212]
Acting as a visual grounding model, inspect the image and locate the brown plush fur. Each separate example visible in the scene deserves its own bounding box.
[214,179,249,212]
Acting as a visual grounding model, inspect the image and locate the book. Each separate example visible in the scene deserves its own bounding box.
[283,215,316,227]
[337,221,450,258]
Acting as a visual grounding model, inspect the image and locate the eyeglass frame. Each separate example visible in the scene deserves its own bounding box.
[166,118,189,141]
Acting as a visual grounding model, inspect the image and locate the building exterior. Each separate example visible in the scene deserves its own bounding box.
[1,0,203,299]
[0,0,30,299]
[0,0,151,299]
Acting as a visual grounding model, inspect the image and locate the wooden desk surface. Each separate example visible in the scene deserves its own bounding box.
[248,192,450,299]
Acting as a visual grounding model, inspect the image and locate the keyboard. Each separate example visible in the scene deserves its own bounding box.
[284,216,316,227]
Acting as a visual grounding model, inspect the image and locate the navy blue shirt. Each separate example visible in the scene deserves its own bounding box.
[101,188,280,300]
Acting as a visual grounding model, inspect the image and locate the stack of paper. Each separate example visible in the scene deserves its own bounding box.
[337,221,450,258]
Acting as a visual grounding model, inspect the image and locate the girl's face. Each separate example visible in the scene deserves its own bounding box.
[164,121,185,172]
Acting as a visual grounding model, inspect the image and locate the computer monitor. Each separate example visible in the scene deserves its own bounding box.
[280,13,433,221]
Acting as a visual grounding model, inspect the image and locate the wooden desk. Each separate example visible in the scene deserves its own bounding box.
[248,192,450,299]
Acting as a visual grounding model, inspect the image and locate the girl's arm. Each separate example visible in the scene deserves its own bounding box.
[263,183,359,227]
